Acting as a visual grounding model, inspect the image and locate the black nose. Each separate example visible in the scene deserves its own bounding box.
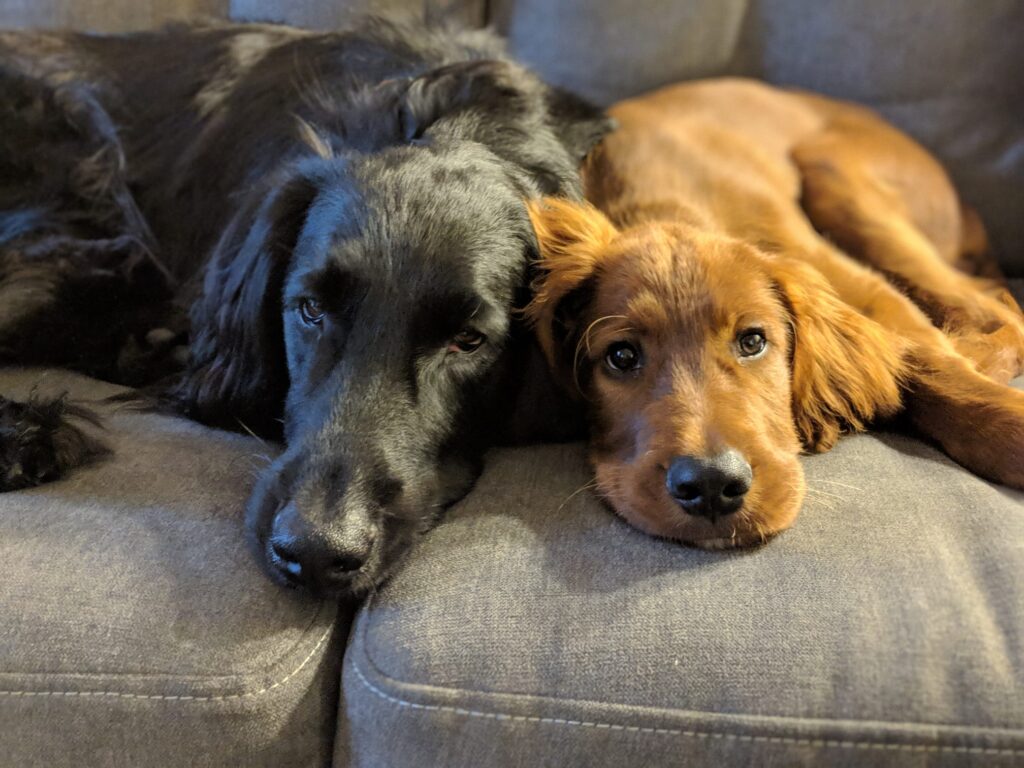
[666,450,752,521]
[268,503,375,588]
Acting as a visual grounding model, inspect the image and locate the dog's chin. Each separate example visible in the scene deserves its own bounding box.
[613,498,794,549]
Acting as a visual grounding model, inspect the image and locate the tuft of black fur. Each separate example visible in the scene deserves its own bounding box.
[0,394,108,491]
[0,18,608,597]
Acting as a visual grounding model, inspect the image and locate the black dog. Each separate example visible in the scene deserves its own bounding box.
[0,19,607,596]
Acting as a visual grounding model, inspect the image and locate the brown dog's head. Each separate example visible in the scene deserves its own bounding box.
[527,198,908,547]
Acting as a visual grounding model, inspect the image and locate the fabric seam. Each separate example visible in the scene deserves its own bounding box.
[351,660,1023,757]
[0,621,334,703]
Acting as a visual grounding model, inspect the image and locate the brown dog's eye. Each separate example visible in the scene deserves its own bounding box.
[298,298,324,327]
[737,329,767,357]
[605,341,642,372]
[448,329,486,353]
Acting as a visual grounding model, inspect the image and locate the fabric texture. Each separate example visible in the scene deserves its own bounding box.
[0,369,350,768]
[338,378,1024,767]
[0,0,227,31]
[228,0,485,28]
[230,0,413,28]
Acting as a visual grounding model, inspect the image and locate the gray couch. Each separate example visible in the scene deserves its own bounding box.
[1,1,1022,766]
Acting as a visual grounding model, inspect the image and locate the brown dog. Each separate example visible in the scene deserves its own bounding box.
[527,78,1024,548]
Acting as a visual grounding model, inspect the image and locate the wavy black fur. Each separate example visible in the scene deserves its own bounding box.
[0,394,108,491]
[0,18,608,596]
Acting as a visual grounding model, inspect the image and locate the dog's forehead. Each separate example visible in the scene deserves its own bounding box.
[599,231,713,330]
[600,231,779,332]
[305,147,529,300]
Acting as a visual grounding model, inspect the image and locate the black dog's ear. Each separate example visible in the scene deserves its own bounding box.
[397,58,610,199]
[543,86,615,163]
[172,170,319,435]
[398,59,527,142]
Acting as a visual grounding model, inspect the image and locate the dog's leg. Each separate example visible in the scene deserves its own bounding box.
[0,66,179,489]
[904,348,1024,490]
[793,130,1024,383]
[0,236,182,382]
[0,58,185,379]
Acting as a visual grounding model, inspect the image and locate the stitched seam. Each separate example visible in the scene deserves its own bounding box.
[0,622,333,703]
[351,662,1024,757]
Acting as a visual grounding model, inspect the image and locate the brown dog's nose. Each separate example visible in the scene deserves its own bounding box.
[666,450,752,521]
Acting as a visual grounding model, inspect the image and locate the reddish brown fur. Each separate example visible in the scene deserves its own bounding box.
[527,78,1024,547]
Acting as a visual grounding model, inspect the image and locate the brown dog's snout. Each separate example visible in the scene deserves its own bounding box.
[665,449,752,521]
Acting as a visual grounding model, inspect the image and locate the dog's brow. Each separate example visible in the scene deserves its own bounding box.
[414,292,491,333]
[305,264,366,310]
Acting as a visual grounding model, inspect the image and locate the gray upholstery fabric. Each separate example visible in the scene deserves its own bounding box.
[338,380,1024,767]
[0,0,486,31]
[0,369,348,768]
[494,0,1024,275]
[0,0,227,31]
[228,0,485,28]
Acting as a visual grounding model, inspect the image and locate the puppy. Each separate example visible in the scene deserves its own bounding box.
[527,78,1024,547]
[0,19,609,595]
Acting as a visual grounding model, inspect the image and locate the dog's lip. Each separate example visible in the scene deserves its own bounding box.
[264,543,304,589]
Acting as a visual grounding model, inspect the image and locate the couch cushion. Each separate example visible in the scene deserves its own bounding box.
[0,369,348,768]
[0,0,228,32]
[230,0,485,28]
[339,377,1024,766]
[493,0,1024,275]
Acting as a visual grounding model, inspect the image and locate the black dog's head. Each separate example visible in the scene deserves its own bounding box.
[244,145,538,597]
[177,58,610,597]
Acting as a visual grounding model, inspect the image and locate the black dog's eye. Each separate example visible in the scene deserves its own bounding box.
[448,329,486,353]
[298,298,324,327]
[605,341,642,372]
[737,329,767,358]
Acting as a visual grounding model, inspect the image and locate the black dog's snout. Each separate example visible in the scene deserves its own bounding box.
[268,503,375,587]
[666,450,752,520]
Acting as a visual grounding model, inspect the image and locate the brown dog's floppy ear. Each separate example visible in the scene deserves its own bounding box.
[525,198,618,387]
[770,256,909,451]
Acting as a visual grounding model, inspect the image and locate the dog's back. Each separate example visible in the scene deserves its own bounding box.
[585,78,963,262]
[0,20,515,281]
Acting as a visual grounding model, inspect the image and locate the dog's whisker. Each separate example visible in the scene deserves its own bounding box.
[804,485,848,502]
[556,479,600,513]
[812,478,864,492]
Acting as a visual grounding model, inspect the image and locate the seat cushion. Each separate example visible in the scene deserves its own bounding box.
[0,369,348,768]
[339,378,1024,766]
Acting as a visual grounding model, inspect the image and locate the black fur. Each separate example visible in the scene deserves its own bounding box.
[0,19,605,596]
[0,394,107,491]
